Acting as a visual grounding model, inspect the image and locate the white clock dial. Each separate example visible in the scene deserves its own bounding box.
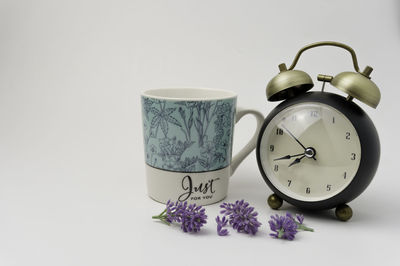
[260,103,361,202]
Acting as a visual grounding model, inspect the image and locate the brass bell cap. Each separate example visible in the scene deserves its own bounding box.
[331,66,381,108]
[266,63,314,101]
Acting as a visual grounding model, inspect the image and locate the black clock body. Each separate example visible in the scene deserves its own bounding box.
[256,92,380,210]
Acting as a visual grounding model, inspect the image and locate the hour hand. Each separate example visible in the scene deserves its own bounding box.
[288,155,305,167]
[274,153,305,161]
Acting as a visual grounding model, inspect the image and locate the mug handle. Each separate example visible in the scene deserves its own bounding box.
[230,107,265,175]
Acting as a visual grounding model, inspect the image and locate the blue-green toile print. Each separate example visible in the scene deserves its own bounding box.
[142,96,236,172]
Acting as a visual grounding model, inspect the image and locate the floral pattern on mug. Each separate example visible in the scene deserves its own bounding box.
[142,97,236,172]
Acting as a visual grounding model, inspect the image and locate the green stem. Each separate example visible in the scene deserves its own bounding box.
[152,209,167,219]
[278,229,284,238]
[152,209,165,219]
[152,214,171,226]
[297,223,314,232]
[158,218,171,226]
[159,209,167,217]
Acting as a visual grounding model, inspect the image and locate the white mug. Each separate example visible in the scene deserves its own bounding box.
[141,88,264,205]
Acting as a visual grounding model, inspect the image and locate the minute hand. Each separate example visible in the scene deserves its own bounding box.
[281,125,307,150]
[274,153,305,161]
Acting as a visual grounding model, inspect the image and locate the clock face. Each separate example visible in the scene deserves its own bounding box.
[259,102,361,202]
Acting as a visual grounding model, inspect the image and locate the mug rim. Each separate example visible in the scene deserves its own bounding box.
[141,87,238,101]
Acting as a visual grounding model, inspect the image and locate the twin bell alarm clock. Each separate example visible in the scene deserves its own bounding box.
[256,41,381,221]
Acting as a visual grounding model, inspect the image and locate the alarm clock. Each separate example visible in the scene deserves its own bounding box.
[256,41,381,221]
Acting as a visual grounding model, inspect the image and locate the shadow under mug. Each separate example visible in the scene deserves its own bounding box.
[141,88,264,205]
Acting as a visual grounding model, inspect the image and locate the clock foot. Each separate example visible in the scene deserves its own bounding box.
[267,194,283,210]
[335,204,353,221]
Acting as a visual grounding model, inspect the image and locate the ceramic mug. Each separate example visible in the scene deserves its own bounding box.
[141,88,264,205]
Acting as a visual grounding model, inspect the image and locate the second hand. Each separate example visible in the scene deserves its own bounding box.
[281,124,307,150]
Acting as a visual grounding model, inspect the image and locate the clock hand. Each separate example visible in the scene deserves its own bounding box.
[288,155,306,167]
[281,125,317,161]
[304,147,317,161]
[274,153,305,161]
[281,125,307,150]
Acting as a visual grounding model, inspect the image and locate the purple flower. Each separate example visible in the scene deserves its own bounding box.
[216,216,229,236]
[296,214,304,224]
[219,200,262,235]
[269,213,298,240]
[269,213,314,240]
[152,200,207,233]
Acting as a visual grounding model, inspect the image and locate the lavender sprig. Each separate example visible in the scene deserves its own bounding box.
[268,213,314,240]
[268,213,298,240]
[219,200,262,235]
[152,200,207,233]
[216,216,229,236]
[287,213,314,232]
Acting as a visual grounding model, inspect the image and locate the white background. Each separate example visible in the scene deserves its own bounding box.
[0,0,399,265]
